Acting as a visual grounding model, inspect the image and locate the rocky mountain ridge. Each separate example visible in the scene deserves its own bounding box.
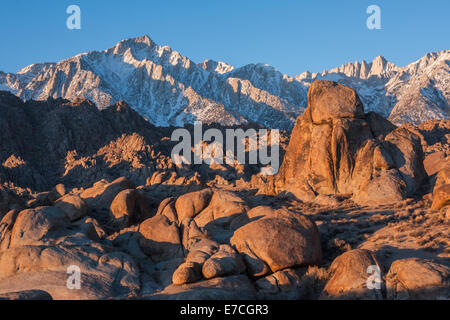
[0,36,448,129]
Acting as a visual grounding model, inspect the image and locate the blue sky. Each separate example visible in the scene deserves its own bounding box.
[0,0,448,75]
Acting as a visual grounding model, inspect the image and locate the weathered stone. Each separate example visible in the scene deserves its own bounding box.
[432,184,450,210]
[352,170,406,205]
[156,197,178,223]
[172,261,202,285]
[110,189,150,229]
[255,268,304,300]
[383,127,427,196]
[0,187,25,219]
[9,207,68,248]
[54,184,67,197]
[0,209,20,251]
[0,289,52,300]
[194,190,248,229]
[231,208,321,277]
[308,80,364,123]
[80,177,135,212]
[321,249,383,300]
[150,275,256,300]
[275,80,426,206]
[175,188,213,223]
[55,194,88,222]
[138,215,183,262]
[202,245,246,279]
[386,258,449,300]
[0,246,140,300]
[431,163,450,210]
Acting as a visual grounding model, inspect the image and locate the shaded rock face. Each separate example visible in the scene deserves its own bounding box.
[0,289,53,300]
[0,91,276,195]
[254,268,318,300]
[431,163,450,210]
[175,189,213,224]
[110,189,151,229]
[0,246,140,300]
[386,258,449,300]
[138,215,184,263]
[321,249,383,300]
[0,204,140,299]
[150,275,256,300]
[9,206,68,248]
[0,186,25,219]
[201,244,246,279]
[382,127,427,196]
[55,194,88,222]
[416,121,450,154]
[275,80,427,205]
[0,93,162,192]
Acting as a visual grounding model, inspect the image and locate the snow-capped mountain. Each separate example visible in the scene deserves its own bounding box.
[297,52,450,125]
[0,35,448,129]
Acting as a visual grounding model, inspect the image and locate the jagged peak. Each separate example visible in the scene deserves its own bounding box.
[307,55,400,80]
[296,70,312,80]
[372,55,388,64]
[117,34,154,48]
[134,34,152,46]
[16,62,56,75]
[198,59,234,74]
[405,49,449,68]
[233,63,281,75]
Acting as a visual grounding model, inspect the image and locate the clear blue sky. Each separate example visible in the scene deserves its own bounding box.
[0,0,448,75]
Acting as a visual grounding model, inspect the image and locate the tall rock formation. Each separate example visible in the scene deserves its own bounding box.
[275,80,427,205]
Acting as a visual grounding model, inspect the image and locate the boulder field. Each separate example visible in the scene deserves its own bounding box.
[0,81,448,300]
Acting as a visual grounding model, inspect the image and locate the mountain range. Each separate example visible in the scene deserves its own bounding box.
[0,35,448,129]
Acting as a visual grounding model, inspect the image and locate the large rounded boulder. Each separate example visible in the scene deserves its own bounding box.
[386,258,450,300]
[230,207,321,277]
[175,188,213,224]
[110,189,150,228]
[308,80,365,123]
[138,215,184,262]
[321,249,384,300]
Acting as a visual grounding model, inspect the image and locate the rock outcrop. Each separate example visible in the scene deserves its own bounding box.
[321,249,383,300]
[431,162,450,210]
[386,258,449,300]
[0,200,140,299]
[275,80,427,205]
